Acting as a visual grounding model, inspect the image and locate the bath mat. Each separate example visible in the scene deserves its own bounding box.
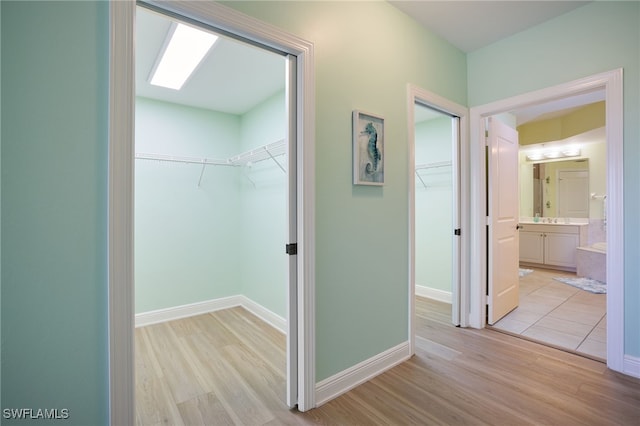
[519,268,534,277]
[554,277,606,294]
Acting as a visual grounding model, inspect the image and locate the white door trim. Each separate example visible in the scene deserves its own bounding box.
[108,2,135,425]
[108,1,316,423]
[468,69,624,374]
[407,84,469,356]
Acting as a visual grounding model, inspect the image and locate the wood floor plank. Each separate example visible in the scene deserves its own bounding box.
[176,392,235,426]
[415,335,461,360]
[135,376,184,426]
[372,354,534,425]
[212,307,286,374]
[221,343,286,408]
[145,322,207,404]
[412,336,607,424]
[136,298,640,425]
[135,327,164,385]
[181,331,276,425]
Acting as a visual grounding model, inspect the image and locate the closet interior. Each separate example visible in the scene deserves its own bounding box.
[414,105,455,300]
[134,6,289,330]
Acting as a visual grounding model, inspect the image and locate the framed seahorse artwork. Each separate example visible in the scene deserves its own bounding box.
[353,110,384,185]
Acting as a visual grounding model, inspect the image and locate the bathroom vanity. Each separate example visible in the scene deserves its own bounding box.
[519,222,588,271]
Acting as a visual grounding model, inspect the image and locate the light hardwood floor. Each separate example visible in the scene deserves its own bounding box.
[136,299,640,425]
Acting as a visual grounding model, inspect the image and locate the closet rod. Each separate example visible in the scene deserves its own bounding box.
[415,172,453,189]
[135,153,237,167]
[415,160,452,171]
[229,139,286,167]
[415,161,452,188]
[135,139,287,168]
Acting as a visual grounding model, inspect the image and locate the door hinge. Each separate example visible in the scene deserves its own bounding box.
[454,228,461,236]
[285,243,298,255]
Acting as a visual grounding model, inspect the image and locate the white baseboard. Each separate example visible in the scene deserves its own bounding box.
[623,354,640,379]
[135,296,243,327]
[238,295,286,334]
[416,285,452,304]
[315,341,411,407]
[135,295,285,333]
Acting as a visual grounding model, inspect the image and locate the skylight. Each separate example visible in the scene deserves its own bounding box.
[150,23,218,90]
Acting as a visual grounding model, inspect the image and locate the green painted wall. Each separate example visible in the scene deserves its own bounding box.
[1,1,109,424]
[222,0,467,381]
[135,98,243,313]
[468,1,640,355]
[415,115,454,293]
[239,91,288,317]
[0,0,3,407]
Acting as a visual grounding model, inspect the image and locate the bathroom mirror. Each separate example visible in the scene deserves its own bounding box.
[521,158,590,218]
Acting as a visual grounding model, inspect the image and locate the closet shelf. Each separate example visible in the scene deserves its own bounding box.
[415,161,453,189]
[228,139,286,168]
[415,161,452,171]
[135,152,236,166]
[135,139,286,169]
[135,139,287,187]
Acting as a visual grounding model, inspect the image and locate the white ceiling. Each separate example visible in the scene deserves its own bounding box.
[136,6,285,115]
[136,2,600,123]
[389,1,590,53]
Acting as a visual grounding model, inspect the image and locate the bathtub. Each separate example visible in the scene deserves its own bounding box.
[576,242,606,283]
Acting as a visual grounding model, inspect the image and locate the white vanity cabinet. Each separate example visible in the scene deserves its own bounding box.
[519,230,545,264]
[519,223,588,271]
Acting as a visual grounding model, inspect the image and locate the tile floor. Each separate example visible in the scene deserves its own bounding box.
[491,267,606,361]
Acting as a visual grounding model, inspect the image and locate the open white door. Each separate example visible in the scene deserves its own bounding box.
[487,118,520,324]
[285,54,298,408]
[451,116,461,326]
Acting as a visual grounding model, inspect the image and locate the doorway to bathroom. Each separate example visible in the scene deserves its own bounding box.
[469,70,623,371]
[489,95,607,361]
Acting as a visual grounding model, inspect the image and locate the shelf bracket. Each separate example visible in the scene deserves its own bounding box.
[415,170,428,188]
[265,146,286,174]
[197,162,206,187]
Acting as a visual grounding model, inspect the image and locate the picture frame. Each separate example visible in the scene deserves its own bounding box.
[353,110,384,185]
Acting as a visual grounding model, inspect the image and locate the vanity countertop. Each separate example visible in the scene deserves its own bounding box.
[519,218,588,226]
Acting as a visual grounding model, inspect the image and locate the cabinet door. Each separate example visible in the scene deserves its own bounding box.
[519,231,544,264]
[544,232,579,267]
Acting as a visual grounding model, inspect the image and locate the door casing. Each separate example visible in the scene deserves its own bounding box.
[108,1,316,423]
[407,84,469,355]
[469,69,624,374]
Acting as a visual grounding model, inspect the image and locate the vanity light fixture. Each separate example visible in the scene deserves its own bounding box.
[526,152,544,161]
[150,23,218,90]
[526,147,581,161]
[561,147,581,157]
[543,151,562,159]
